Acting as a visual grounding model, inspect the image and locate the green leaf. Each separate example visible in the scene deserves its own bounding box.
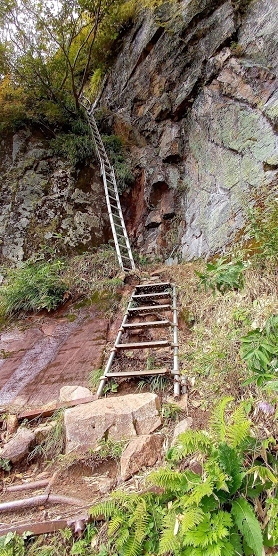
[231,498,263,556]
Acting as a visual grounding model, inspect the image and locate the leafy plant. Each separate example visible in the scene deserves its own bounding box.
[0,532,26,556]
[161,402,182,422]
[196,258,247,294]
[102,134,134,194]
[90,397,277,555]
[91,437,126,460]
[0,457,11,472]
[241,314,278,387]
[245,196,278,266]
[0,260,67,316]
[28,410,65,462]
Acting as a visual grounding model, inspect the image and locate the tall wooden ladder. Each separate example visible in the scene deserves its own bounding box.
[97,282,180,398]
[81,96,135,273]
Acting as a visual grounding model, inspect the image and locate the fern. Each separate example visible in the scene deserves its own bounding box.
[182,478,214,507]
[231,497,263,556]
[158,513,181,555]
[148,467,190,493]
[217,443,244,494]
[130,499,148,543]
[209,396,233,443]
[226,404,251,449]
[168,430,212,461]
[107,514,123,537]
[89,498,117,519]
[183,511,232,548]
[180,508,205,534]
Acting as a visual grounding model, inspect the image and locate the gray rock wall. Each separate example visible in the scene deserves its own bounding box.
[99,0,278,259]
[0,129,110,264]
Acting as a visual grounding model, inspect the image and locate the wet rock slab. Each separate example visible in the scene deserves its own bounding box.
[0,308,108,408]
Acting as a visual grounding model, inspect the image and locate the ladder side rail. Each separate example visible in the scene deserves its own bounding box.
[87,114,134,270]
[96,294,135,398]
[172,284,180,397]
[101,160,124,271]
[82,101,135,272]
[110,168,135,270]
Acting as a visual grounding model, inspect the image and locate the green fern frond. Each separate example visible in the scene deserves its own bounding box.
[169,430,212,461]
[204,457,229,492]
[182,478,213,507]
[180,507,205,534]
[158,513,181,555]
[89,499,116,519]
[231,497,263,556]
[209,396,233,443]
[108,514,123,537]
[116,526,130,550]
[217,443,243,494]
[130,499,148,543]
[123,534,142,556]
[226,404,251,449]
[148,467,189,492]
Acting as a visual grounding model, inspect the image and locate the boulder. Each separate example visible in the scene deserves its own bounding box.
[34,422,56,444]
[121,434,164,481]
[1,428,35,464]
[59,385,93,402]
[64,393,162,453]
[172,418,193,444]
[6,414,18,436]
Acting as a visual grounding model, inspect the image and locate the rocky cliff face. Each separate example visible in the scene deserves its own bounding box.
[99,0,278,259]
[0,129,111,265]
[1,0,277,264]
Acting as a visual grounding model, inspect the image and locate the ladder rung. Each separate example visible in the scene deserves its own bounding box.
[135,282,172,291]
[104,368,169,378]
[110,203,119,211]
[128,304,171,313]
[133,292,171,300]
[115,340,171,349]
[118,242,129,249]
[122,320,171,329]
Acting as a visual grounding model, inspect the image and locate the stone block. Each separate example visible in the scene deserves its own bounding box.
[120,434,164,480]
[64,393,162,453]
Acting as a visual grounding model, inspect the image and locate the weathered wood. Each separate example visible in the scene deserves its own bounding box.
[18,396,96,421]
[104,368,169,378]
[0,513,89,536]
[115,340,170,349]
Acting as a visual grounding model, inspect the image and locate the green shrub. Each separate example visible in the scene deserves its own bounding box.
[241,314,278,387]
[246,196,278,266]
[102,134,134,193]
[90,397,278,555]
[196,257,247,294]
[0,260,67,316]
[50,132,94,165]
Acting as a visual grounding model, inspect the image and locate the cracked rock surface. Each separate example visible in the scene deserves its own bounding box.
[99,0,278,259]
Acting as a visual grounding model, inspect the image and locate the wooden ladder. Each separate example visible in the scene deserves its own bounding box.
[97,282,180,397]
[81,96,135,273]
